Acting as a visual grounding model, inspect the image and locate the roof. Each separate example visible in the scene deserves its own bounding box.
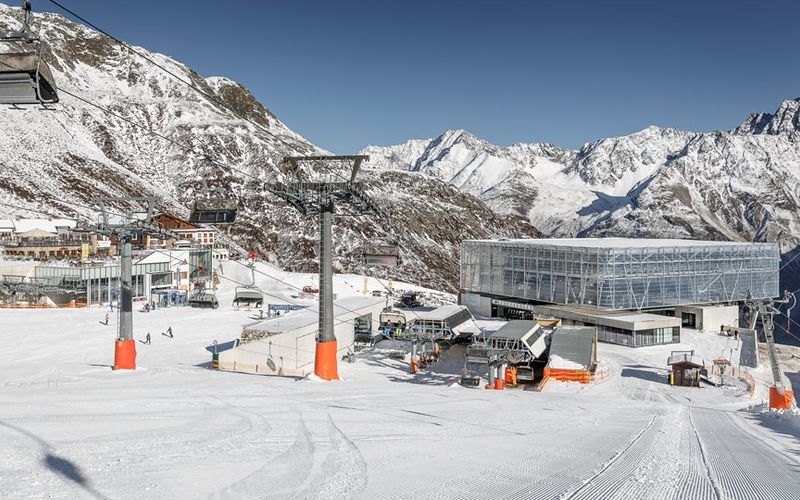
[153,213,202,231]
[13,219,76,233]
[488,320,539,340]
[0,219,14,229]
[668,353,704,367]
[244,296,384,334]
[548,326,596,369]
[463,237,775,250]
[531,304,680,331]
[16,228,57,238]
[411,305,469,321]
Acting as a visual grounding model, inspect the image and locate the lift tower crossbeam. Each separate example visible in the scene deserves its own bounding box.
[91,196,179,370]
[266,155,376,380]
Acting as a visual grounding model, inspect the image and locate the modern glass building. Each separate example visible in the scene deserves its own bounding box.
[461,238,780,311]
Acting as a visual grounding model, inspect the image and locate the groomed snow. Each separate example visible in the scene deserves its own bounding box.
[1,263,799,499]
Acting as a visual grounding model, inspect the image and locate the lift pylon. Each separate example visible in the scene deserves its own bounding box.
[746,290,796,410]
[266,155,377,380]
[92,197,179,370]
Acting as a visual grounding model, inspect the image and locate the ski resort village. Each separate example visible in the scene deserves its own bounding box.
[2,1,800,499]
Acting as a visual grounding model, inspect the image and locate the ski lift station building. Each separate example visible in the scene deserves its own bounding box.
[217,296,385,377]
[460,238,780,347]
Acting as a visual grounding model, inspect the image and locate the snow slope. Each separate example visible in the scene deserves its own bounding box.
[1,267,799,499]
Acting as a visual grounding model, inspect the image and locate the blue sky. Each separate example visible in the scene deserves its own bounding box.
[41,0,800,153]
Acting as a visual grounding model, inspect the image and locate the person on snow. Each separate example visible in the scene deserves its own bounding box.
[145,332,151,345]
[163,326,173,338]
[100,313,109,326]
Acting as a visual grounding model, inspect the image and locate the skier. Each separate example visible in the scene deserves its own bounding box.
[259,309,264,319]
[162,326,173,338]
[99,313,109,326]
[145,332,151,345]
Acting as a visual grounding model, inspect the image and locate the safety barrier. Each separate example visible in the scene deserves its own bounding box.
[592,367,610,383]
[536,373,550,392]
[544,367,592,384]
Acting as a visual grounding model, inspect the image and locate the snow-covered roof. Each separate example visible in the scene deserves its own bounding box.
[244,296,384,334]
[13,219,76,233]
[668,353,704,367]
[464,237,773,249]
[0,219,15,229]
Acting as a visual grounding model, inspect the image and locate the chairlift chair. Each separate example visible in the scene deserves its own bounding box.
[188,292,219,309]
[0,1,58,105]
[232,263,263,309]
[232,287,263,309]
[188,160,238,225]
[363,234,401,267]
[189,196,238,225]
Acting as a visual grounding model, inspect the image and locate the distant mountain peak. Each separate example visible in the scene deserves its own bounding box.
[735,98,800,135]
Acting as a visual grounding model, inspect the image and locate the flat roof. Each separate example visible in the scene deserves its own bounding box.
[531,304,681,331]
[244,296,384,334]
[463,237,774,249]
[488,320,539,340]
[410,305,469,321]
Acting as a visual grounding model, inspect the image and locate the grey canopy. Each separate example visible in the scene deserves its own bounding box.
[0,51,58,104]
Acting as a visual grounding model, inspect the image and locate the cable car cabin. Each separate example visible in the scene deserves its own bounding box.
[0,51,58,105]
[232,288,263,309]
[188,292,219,309]
[189,199,237,225]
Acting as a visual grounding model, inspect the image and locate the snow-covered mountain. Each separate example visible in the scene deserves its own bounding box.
[361,101,800,266]
[0,4,539,290]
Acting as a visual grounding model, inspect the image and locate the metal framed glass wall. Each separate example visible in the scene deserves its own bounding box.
[36,262,170,304]
[461,240,779,310]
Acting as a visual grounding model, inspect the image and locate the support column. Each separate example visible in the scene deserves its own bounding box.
[315,201,338,380]
[764,311,793,409]
[114,239,136,370]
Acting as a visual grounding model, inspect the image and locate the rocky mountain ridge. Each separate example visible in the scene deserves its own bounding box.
[0,3,540,290]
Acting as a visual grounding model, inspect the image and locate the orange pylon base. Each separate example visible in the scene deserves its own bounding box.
[769,386,794,410]
[113,339,137,370]
[494,378,504,391]
[314,340,339,381]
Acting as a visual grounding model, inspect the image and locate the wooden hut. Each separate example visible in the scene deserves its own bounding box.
[668,351,704,387]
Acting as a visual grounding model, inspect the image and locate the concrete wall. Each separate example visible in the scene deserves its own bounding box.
[676,304,740,332]
[217,300,384,377]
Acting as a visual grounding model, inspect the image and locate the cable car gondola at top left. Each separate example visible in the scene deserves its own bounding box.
[0,0,58,106]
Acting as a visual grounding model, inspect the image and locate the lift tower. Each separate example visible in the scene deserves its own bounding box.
[267,155,377,380]
[746,290,796,410]
[92,197,179,370]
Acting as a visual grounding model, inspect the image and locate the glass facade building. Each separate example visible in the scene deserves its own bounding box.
[36,261,170,304]
[461,239,780,310]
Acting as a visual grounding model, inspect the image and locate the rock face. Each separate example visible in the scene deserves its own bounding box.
[361,101,800,293]
[0,4,540,290]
